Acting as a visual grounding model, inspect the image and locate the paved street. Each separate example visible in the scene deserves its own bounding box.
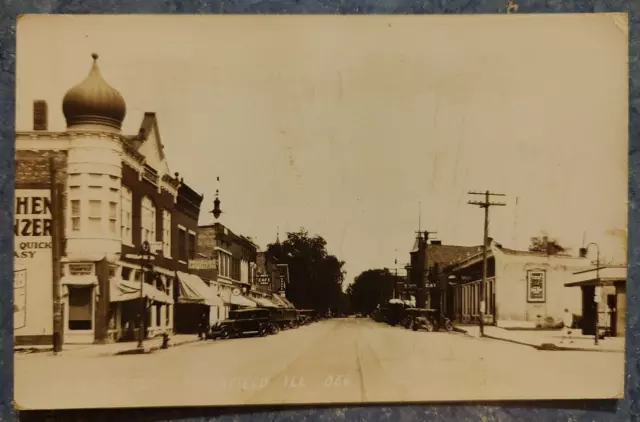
[15,318,624,410]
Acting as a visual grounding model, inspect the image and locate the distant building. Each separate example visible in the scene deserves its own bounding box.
[197,222,288,315]
[565,265,626,338]
[14,54,207,345]
[446,240,592,328]
[403,234,481,312]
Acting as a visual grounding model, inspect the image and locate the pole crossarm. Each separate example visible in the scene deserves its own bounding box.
[468,201,506,207]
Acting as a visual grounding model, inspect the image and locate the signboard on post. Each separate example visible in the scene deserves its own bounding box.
[526,270,546,303]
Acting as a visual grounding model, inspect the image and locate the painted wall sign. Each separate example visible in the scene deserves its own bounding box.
[14,189,53,336]
[527,270,546,303]
[188,259,217,270]
[14,267,27,329]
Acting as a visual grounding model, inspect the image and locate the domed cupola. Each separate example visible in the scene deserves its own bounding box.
[62,53,126,131]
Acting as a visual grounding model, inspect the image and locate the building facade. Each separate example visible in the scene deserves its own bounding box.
[446,240,592,328]
[565,265,626,338]
[402,234,482,313]
[15,54,206,345]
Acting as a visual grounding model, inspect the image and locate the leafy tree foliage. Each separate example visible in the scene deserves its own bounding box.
[347,268,396,315]
[528,236,567,255]
[266,229,347,313]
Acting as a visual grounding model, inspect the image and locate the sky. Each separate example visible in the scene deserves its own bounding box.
[16,14,629,284]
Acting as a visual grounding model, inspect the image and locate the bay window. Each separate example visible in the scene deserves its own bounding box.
[141,196,156,244]
[121,186,132,244]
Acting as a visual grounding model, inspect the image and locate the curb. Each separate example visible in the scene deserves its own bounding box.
[14,347,53,354]
[114,338,202,356]
[482,335,623,353]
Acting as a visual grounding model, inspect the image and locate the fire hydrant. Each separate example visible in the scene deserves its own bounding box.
[161,333,170,349]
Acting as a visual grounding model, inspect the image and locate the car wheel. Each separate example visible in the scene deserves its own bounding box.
[445,321,454,332]
[424,321,434,332]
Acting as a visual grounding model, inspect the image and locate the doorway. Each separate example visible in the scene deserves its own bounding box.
[607,294,617,336]
[65,286,95,344]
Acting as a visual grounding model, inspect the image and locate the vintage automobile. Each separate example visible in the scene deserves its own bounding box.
[297,309,315,325]
[402,308,454,332]
[386,300,412,326]
[268,307,300,331]
[209,308,274,339]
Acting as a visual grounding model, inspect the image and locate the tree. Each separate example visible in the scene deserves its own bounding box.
[347,268,396,315]
[528,235,567,255]
[266,228,346,313]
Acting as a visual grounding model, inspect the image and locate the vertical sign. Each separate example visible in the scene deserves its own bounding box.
[527,270,546,303]
[14,189,53,336]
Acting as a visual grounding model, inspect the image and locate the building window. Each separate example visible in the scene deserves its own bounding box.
[122,267,132,281]
[121,186,132,245]
[109,202,118,233]
[178,227,187,262]
[141,196,156,244]
[88,200,102,233]
[163,210,171,257]
[188,232,196,260]
[217,251,231,278]
[71,200,81,232]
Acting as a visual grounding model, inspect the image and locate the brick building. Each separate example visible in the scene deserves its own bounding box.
[15,54,208,345]
[197,223,290,314]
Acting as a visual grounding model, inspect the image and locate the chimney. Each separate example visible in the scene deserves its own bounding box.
[33,100,48,131]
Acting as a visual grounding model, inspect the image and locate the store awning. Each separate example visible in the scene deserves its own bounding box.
[176,271,220,306]
[272,294,295,309]
[270,294,288,308]
[229,294,257,308]
[110,278,174,304]
[565,266,627,287]
[252,296,279,308]
[61,275,98,286]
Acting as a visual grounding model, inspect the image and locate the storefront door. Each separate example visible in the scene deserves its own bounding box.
[65,286,95,344]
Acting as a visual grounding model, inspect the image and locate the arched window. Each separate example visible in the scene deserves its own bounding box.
[141,196,157,244]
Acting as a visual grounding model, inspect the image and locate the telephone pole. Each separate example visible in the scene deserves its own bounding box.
[468,190,506,336]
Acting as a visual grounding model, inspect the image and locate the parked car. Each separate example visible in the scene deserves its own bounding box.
[404,308,454,332]
[269,307,300,331]
[209,308,274,339]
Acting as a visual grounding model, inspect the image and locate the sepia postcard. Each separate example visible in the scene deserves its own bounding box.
[13,14,628,410]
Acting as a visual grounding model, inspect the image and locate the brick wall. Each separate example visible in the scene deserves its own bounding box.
[16,150,68,188]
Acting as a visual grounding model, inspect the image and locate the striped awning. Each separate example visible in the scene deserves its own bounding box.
[227,294,257,308]
[110,278,174,304]
[176,271,221,306]
[252,296,279,308]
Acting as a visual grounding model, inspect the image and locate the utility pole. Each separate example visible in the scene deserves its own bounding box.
[50,158,64,353]
[394,249,398,300]
[468,190,506,336]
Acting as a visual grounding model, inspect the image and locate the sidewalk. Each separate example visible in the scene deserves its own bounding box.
[14,334,201,357]
[458,325,624,353]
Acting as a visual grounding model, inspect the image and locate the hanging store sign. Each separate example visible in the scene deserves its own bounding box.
[527,270,546,303]
[257,275,271,285]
